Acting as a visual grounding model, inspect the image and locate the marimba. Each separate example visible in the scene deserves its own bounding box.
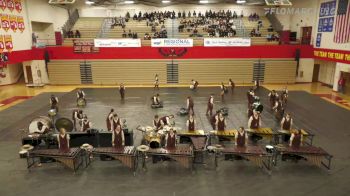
[247,127,279,144]
[274,145,332,171]
[215,145,273,174]
[144,144,194,170]
[178,130,208,150]
[92,146,137,175]
[277,129,315,146]
[27,147,85,172]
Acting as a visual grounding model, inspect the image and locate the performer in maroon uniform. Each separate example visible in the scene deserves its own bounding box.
[235,127,248,147]
[153,115,163,131]
[281,113,293,131]
[72,109,83,131]
[111,113,122,131]
[106,109,115,131]
[268,90,278,110]
[247,89,254,108]
[81,115,92,132]
[187,96,194,115]
[50,94,59,112]
[165,128,176,149]
[119,83,125,99]
[229,79,235,94]
[76,89,86,102]
[186,114,196,131]
[220,82,226,101]
[57,128,70,153]
[290,129,303,148]
[154,74,159,90]
[216,113,226,131]
[206,94,214,116]
[248,111,261,129]
[273,97,284,121]
[112,124,125,148]
[160,115,174,126]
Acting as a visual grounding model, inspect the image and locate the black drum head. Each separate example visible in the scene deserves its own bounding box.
[55,118,74,132]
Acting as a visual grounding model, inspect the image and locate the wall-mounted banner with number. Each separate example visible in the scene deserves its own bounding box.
[318,17,334,32]
[319,0,336,17]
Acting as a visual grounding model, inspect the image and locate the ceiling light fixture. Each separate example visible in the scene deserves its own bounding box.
[124,0,134,4]
[85,0,94,5]
[199,0,209,3]
[162,0,171,3]
[236,0,246,3]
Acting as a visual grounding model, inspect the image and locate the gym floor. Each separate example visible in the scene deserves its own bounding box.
[0,83,350,196]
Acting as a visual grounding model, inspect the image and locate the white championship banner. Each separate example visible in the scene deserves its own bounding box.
[151,39,193,47]
[94,39,141,47]
[204,38,251,47]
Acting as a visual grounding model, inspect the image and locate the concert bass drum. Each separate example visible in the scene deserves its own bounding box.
[77,98,86,107]
[28,116,52,134]
[55,117,74,132]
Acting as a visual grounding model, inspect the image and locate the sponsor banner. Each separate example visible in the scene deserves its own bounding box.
[94,38,141,48]
[204,38,251,47]
[319,0,336,17]
[151,38,193,47]
[6,0,14,12]
[314,48,350,64]
[1,14,9,32]
[73,39,99,53]
[14,0,21,13]
[0,0,6,10]
[0,35,4,53]
[9,15,17,32]
[17,16,24,32]
[4,35,13,52]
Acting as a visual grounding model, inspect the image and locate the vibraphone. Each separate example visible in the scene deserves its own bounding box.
[277,129,315,146]
[209,130,237,144]
[92,146,137,175]
[216,145,273,174]
[247,128,279,144]
[274,145,332,171]
[144,144,194,170]
[27,147,84,172]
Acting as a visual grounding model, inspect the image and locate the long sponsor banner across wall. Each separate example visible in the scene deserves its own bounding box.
[204,38,251,47]
[151,39,193,47]
[94,39,141,48]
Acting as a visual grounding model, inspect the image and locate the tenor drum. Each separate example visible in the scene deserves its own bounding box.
[77,98,86,107]
[48,109,57,117]
[190,84,194,89]
[28,116,52,134]
[55,117,74,132]
[149,137,161,149]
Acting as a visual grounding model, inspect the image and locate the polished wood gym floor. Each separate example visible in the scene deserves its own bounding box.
[1,82,349,111]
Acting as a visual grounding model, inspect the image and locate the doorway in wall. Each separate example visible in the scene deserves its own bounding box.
[301,26,312,45]
[312,64,320,82]
[25,66,33,84]
[341,71,350,95]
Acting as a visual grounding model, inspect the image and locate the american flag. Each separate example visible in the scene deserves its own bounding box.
[334,0,350,43]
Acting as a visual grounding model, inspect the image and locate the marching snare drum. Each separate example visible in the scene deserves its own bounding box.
[28,116,52,134]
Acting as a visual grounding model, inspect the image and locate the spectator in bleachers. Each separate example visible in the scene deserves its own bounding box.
[128,29,133,38]
[75,30,81,38]
[122,30,127,38]
[178,11,181,18]
[268,25,274,32]
[144,33,151,40]
[193,11,197,17]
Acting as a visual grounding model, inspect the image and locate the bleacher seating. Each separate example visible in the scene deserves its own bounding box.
[48,60,82,84]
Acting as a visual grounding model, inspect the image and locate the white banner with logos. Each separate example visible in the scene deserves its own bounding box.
[94,39,141,47]
[151,39,193,47]
[204,38,251,47]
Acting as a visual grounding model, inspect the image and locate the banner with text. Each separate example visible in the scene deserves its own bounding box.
[204,38,251,47]
[94,39,141,48]
[151,39,193,47]
[314,48,350,64]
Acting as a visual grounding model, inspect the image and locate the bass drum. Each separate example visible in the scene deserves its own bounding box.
[55,117,74,132]
[77,98,86,107]
[28,116,52,134]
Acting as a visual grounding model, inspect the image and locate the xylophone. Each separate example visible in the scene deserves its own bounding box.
[247,127,279,144]
[92,146,137,175]
[27,147,84,172]
[210,130,237,137]
[274,145,332,171]
[145,144,194,169]
[215,145,273,174]
[178,130,208,150]
[277,129,315,146]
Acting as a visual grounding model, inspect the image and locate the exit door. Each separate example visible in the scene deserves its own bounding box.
[301,26,312,45]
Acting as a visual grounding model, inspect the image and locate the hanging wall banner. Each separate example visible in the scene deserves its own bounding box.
[4,35,13,52]
[1,14,9,32]
[0,0,6,10]
[9,15,17,32]
[94,38,141,48]
[6,0,14,12]
[151,38,193,47]
[17,16,24,32]
[14,0,21,13]
[0,35,4,53]
[204,38,251,47]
